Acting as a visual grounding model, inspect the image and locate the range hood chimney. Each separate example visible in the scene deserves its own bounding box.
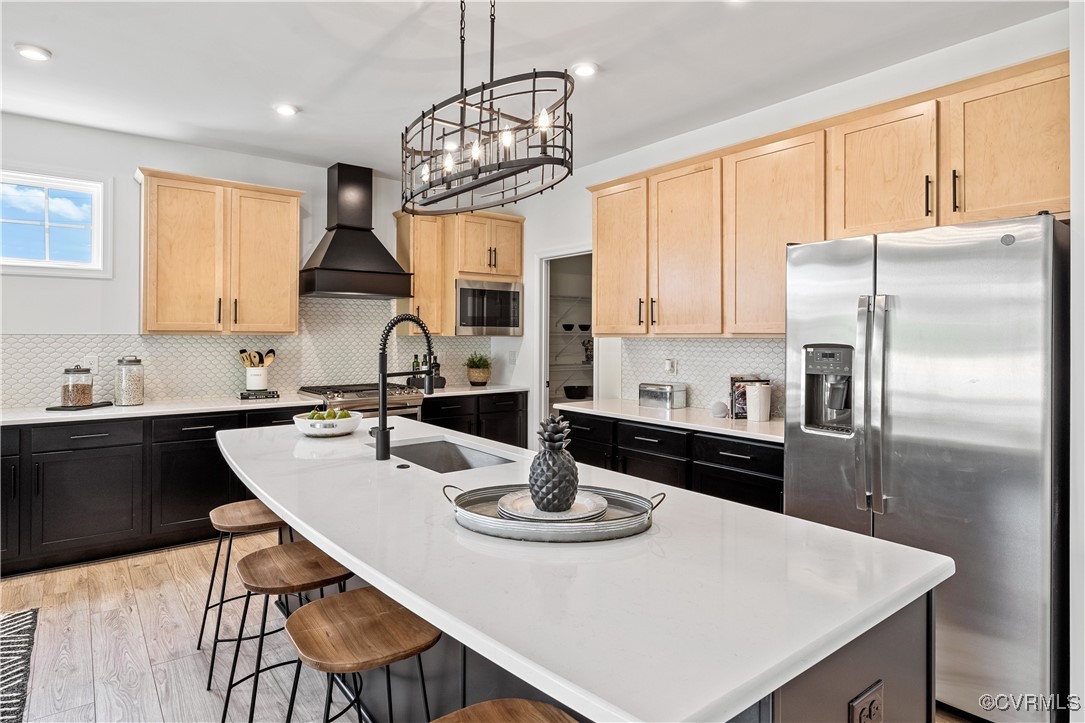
[299,164,412,299]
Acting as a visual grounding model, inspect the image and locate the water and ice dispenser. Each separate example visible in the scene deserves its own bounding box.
[802,346,853,434]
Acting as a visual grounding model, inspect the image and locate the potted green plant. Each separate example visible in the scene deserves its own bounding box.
[464,352,492,387]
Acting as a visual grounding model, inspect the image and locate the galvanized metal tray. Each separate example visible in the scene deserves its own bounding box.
[441,484,665,543]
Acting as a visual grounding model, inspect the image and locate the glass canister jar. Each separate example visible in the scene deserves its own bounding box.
[61,365,94,407]
[114,356,144,406]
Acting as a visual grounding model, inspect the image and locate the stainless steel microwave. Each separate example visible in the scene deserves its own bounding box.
[455,279,523,336]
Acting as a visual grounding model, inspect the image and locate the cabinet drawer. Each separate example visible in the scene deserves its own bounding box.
[616,422,690,458]
[478,392,523,414]
[561,411,615,445]
[692,434,783,478]
[32,420,143,452]
[245,406,314,428]
[1,428,18,456]
[692,461,782,513]
[615,448,690,490]
[153,414,239,442]
[422,396,478,420]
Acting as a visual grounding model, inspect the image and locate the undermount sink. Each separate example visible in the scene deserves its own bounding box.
[380,439,515,474]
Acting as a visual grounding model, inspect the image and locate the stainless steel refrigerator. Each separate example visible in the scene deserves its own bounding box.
[784,215,1069,722]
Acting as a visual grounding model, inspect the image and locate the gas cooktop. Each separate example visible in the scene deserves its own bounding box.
[298,383,423,409]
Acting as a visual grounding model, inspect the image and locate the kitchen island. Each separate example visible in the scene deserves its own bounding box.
[216,416,954,722]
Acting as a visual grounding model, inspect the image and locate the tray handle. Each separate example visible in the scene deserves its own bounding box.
[442,485,464,505]
[650,492,666,510]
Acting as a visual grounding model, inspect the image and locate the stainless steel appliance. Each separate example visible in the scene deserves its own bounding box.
[298,383,423,419]
[784,215,1069,722]
[455,279,523,336]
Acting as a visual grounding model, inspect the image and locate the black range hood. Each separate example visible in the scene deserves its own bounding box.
[299,163,412,299]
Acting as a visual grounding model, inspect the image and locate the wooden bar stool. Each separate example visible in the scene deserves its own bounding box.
[221,539,354,723]
[284,586,442,723]
[434,699,576,723]
[199,499,285,688]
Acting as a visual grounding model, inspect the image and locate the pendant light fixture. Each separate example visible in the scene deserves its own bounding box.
[401,1,574,215]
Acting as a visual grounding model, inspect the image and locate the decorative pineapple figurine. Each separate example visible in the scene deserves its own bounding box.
[528,415,580,512]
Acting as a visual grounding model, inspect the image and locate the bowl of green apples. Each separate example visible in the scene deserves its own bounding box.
[293,407,363,437]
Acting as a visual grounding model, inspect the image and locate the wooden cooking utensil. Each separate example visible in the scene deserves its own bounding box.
[264,349,275,366]
[239,349,251,367]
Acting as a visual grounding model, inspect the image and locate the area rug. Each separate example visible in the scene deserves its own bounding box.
[0,609,38,723]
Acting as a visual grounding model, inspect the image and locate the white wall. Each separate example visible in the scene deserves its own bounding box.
[0,113,403,335]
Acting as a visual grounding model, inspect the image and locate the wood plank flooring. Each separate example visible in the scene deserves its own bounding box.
[3,534,975,723]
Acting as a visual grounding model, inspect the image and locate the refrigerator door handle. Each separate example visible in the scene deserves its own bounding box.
[869,294,888,515]
[854,295,871,511]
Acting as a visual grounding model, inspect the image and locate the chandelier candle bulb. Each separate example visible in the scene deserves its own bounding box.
[538,108,551,153]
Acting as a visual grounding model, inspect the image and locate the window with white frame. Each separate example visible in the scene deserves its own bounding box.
[1,169,110,277]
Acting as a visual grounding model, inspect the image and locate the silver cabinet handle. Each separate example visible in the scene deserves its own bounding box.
[853,295,871,511]
[869,294,888,515]
[70,433,109,439]
[633,436,660,444]
[181,425,215,431]
[571,424,592,431]
[719,451,752,460]
[271,419,295,425]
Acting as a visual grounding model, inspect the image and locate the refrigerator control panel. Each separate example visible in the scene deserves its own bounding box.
[805,347,853,375]
[802,345,854,434]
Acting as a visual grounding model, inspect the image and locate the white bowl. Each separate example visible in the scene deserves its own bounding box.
[293,411,363,437]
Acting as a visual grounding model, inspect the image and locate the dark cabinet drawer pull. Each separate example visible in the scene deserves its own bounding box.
[9,463,16,500]
[181,425,216,432]
[633,436,660,444]
[571,424,593,431]
[70,433,109,440]
[271,419,295,425]
[720,451,753,460]
[34,462,41,496]
[441,405,462,410]
[493,400,514,406]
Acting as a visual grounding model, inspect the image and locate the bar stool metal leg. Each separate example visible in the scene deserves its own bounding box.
[207,531,236,689]
[417,655,431,722]
[323,673,335,723]
[197,532,225,650]
[385,665,394,723]
[220,591,252,723]
[460,643,468,709]
[285,661,302,723]
[246,594,271,723]
[352,673,365,723]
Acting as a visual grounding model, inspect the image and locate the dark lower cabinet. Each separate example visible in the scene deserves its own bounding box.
[30,445,142,555]
[151,439,234,535]
[478,411,523,448]
[565,438,614,470]
[425,415,475,435]
[2,456,18,559]
[421,392,528,448]
[616,448,690,490]
[691,461,783,513]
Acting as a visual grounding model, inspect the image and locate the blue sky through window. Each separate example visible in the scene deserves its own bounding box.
[1,177,98,266]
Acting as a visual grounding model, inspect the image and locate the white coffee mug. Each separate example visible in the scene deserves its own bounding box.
[745,383,771,422]
[246,366,269,391]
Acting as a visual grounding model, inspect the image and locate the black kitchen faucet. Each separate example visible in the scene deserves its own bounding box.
[372,313,434,460]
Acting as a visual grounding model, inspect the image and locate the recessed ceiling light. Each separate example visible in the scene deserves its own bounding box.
[15,44,52,62]
[274,103,300,116]
[571,62,597,78]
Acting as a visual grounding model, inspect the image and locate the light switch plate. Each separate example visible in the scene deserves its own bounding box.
[83,354,99,375]
[848,680,884,723]
[508,350,518,365]
[664,358,677,374]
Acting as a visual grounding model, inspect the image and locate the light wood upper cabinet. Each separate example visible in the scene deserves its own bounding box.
[592,180,648,335]
[142,176,226,333]
[228,188,299,334]
[396,213,450,336]
[454,213,523,278]
[457,215,493,275]
[138,168,302,335]
[723,132,825,335]
[648,160,722,334]
[491,218,523,276]
[940,63,1070,223]
[828,100,937,238]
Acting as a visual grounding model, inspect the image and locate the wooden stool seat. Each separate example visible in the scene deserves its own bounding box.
[235,540,352,596]
[434,699,576,723]
[285,586,442,674]
[209,499,283,533]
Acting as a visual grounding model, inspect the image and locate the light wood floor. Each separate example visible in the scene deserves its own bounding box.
[2,536,978,723]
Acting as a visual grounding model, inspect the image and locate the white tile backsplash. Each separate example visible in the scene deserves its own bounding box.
[621,337,785,416]
[1,298,490,408]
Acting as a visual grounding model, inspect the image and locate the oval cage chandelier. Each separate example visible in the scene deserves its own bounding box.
[401,0,574,215]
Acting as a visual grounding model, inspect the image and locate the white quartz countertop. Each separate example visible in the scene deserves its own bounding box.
[217,417,953,722]
[554,399,785,443]
[0,384,529,426]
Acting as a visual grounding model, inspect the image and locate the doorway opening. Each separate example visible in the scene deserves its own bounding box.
[544,253,593,415]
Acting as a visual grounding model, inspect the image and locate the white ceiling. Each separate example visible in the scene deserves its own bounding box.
[2,1,1066,176]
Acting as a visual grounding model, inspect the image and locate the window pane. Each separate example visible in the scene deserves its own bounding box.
[49,226,93,263]
[1,183,46,222]
[1,221,46,260]
[47,188,94,225]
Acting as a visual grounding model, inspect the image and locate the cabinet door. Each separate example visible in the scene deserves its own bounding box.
[616,448,689,490]
[828,100,937,237]
[478,410,525,448]
[30,446,142,555]
[592,180,648,335]
[143,176,225,333]
[649,159,723,334]
[724,132,824,335]
[423,415,475,436]
[229,188,299,334]
[151,440,233,535]
[565,439,613,471]
[941,63,1070,222]
[409,215,445,334]
[458,215,493,275]
[1,456,18,559]
[490,218,523,277]
[691,461,782,513]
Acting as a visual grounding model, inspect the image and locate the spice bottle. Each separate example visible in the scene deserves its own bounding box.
[114,356,144,406]
[61,365,94,407]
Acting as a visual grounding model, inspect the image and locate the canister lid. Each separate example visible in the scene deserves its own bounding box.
[63,365,91,374]
[117,356,142,365]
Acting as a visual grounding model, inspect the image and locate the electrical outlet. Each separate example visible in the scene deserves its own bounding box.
[664,358,677,374]
[83,354,99,375]
[508,350,519,365]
